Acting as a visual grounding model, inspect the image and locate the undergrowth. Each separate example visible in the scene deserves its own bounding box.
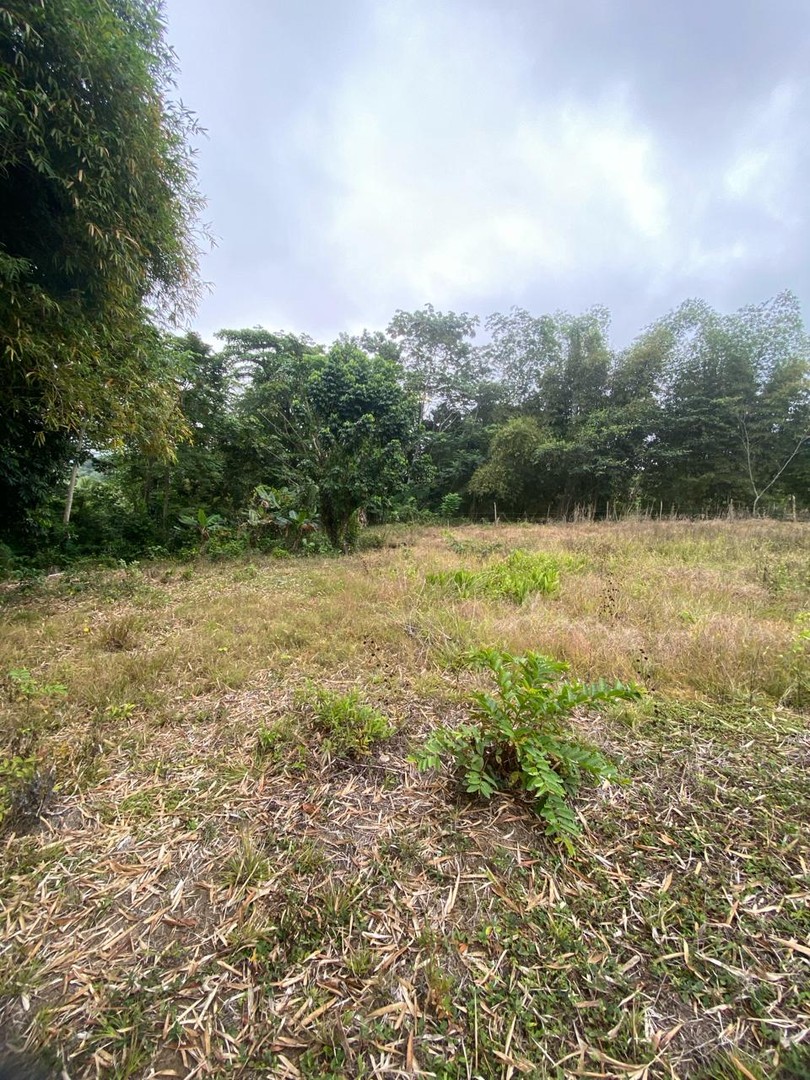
[427,548,564,603]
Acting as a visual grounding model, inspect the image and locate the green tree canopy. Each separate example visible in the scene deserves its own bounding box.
[387,305,483,424]
[648,292,810,511]
[214,330,420,549]
[0,0,204,539]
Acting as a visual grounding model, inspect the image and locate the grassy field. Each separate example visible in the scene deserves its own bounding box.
[0,519,808,1079]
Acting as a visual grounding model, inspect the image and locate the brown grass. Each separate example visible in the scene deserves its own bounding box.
[0,519,808,1078]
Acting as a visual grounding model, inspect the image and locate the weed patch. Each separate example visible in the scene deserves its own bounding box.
[428,548,562,603]
[297,685,393,757]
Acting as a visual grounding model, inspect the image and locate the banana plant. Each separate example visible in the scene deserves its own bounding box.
[178,507,226,554]
[244,485,319,550]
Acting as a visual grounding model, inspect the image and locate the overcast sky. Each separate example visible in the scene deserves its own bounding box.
[164,0,810,348]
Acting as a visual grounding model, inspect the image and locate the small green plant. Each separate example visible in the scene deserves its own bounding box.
[105,702,136,721]
[6,668,67,703]
[299,686,393,757]
[428,549,561,603]
[414,648,641,846]
[256,718,300,764]
[4,668,68,759]
[0,755,54,832]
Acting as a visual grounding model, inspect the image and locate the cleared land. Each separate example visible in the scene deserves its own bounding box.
[0,520,808,1079]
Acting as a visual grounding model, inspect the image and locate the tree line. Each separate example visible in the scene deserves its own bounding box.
[3,292,809,564]
[2,1,808,565]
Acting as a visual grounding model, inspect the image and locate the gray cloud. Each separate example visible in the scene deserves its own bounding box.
[165,0,810,346]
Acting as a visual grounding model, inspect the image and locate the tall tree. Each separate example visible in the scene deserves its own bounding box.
[482,307,614,511]
[306,344,419,546]
[216,328,323,511]
[0,0,204,540]
[108,332,235,535]
[649,292,809,512]
[468,416,552,516]
[486,306,611,432]
[386,305,483,425]
[216,331,419,548]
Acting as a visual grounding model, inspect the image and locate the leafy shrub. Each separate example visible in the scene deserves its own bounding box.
[244,485,319,551]
[299,531,333,556]
[68,477,159,561]
[206,529,250,560]
[0,542,19,576]
[177,508,227,554]
[299,686,393,757]
[428,549,561,603]
[414,648,641,846]
[439,493,463,518]
[6,668,67,703]
[386,497,436,524]
[356,529,387,551]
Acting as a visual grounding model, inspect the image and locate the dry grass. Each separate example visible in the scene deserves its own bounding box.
[0,519,808,1078]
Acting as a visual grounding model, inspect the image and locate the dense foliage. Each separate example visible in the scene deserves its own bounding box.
[0,0,203,543]
[3,290,809,565]
[1,7,808,562]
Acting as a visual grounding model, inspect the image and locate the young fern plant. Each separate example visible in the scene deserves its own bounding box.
[414,648,641,847]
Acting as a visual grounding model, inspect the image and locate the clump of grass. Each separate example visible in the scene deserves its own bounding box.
[255,717,308,773]
[256,717,296,759]
[428,549,561,603]
[223,829,270,888]
[780,611,809,709]
[299,686,393,756]
[444,534,506,559]
[285,837,326,874]
[345,945,375,978]
[98,614,140,651]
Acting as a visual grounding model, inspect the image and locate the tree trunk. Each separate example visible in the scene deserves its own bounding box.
[161,467,171,538]
[320,498,344,551]
[63,459,80,526]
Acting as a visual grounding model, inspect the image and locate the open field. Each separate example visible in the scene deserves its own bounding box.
[1,519,808,1079]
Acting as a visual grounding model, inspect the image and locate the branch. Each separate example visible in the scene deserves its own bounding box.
[755,428,810,501]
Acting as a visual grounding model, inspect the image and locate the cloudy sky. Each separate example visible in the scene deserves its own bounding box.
[164,0,810,347]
